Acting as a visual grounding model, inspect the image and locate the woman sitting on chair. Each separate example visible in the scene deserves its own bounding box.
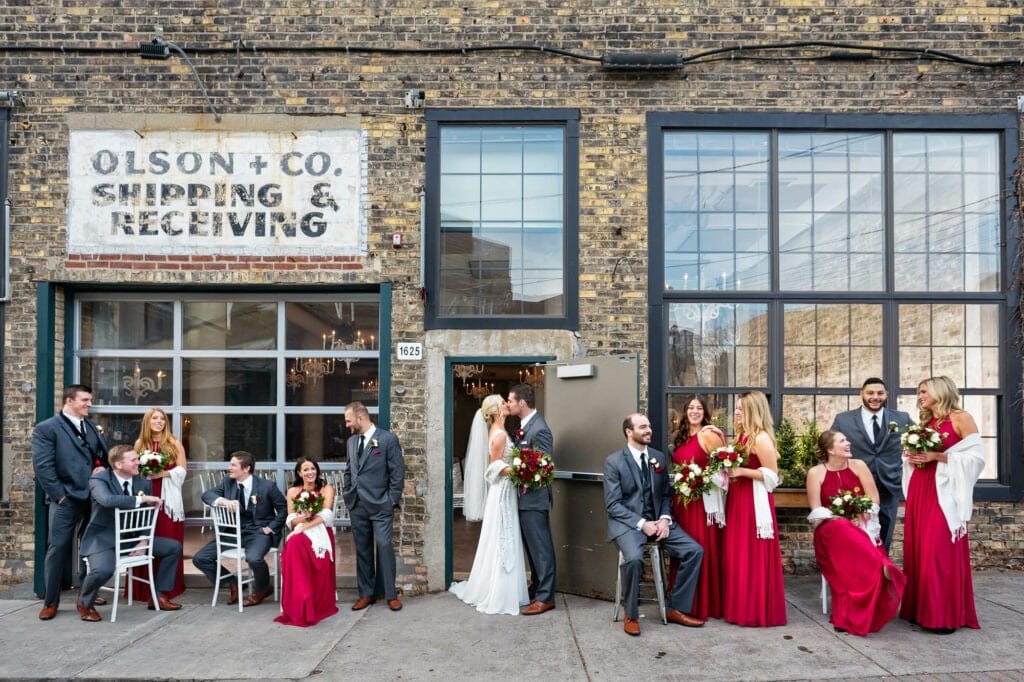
[807,430,905,636]
[274,457,339,627]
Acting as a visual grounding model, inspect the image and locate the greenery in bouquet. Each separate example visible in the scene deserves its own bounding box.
[138,449,173,477]
[671,461,711,505]
[827,487,873,520]
[708,442,747,473]
[293,489,325,514]
[508,446,555,490]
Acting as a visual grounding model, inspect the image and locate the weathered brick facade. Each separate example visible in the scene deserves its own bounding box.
[2,1,1023,594]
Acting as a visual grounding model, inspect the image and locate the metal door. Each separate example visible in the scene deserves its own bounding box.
[545,355,639,599]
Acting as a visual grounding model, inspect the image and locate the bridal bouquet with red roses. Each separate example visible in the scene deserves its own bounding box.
[671,461,711,505]
[138,449,174,477]
[292,489,325,514]
[901,423,945,468]
[827,487,873,520]
[508,446,555,491]
[707,442,747,473]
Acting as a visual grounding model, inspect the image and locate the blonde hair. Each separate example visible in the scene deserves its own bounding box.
[134,407,183,465]
[918,375,961,425]
[736,391,776,447]
[480,394,504,425]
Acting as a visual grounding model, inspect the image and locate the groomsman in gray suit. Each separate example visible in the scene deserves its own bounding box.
[507,383,557,616]
[343,402,405,612]
[830,377,913,551]
[78,445,183,621]
[604,413,705,636]
[31,384,110,621]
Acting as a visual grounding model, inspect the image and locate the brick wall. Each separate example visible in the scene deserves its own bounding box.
[2,1,1022,592]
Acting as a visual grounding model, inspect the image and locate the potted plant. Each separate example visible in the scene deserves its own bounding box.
[774,418,820,507]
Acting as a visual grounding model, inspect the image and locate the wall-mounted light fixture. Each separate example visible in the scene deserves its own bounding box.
[138,26,221,121]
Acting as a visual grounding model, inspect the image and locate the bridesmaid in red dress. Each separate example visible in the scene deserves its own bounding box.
[668,395,725,621]
[807,430,905,636]
[721,391,787,627]
[275,457,339,627]
[131,407,187,601]
[901,376,984,634]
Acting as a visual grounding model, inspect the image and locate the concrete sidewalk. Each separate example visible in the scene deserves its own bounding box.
[0,573,1022,681]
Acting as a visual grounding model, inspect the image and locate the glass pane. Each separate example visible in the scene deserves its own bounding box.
[82,358,172,407]
[783,303,883,389]
[667,302,768,387]
[285,413,353,463]
[80,301,173,350]
[92,412,149,449]
[897,303,1000,390]
[182,301,276,350]
[181,412,276,463]
[182,357,276,406]
[286,301,380,351]
[287,359,379,408]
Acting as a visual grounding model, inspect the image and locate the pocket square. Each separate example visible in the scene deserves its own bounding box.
[372,450,382,456]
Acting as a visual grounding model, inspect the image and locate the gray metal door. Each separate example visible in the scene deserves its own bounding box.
[545,355,639,599]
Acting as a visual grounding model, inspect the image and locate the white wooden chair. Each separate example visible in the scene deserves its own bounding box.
[208,504,279,612]
[821,574,831,614]
[321,471,351,530]
[83,505,160,623]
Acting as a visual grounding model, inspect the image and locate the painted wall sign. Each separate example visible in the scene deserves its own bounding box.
[67,129,366,254]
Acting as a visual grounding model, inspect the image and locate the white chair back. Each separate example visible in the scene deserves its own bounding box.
[208,503,279,611]
[85,505,160,622]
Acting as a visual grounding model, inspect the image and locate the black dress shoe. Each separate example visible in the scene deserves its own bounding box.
[925,627,956,635]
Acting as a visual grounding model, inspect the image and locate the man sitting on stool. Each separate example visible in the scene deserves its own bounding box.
[78,445,183,621]
[603,413,705,636]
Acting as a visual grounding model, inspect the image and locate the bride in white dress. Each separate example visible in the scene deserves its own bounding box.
[449,394,530,615]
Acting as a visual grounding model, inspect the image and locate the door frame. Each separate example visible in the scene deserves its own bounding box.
[443,355,554,588]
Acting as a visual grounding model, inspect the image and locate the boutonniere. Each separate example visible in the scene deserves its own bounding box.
[648,455,663,474]
[515,428,525,441]
[250,494,261,506]
[888,421,899,433]
[370,438,379,448]
[136,490,144,498]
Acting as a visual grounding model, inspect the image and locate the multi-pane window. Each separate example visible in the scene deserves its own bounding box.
[77,294,380,471]
[425,110,579,329]
[653,115,1014,484]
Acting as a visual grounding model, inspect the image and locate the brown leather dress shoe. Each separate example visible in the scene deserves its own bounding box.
[387,598,402,611]
[227,583,239,605]
[666,608,705,627]
[521,600,556,616]
[148,595,183,611]
[623,616,641,636]
[93,596,107,606]
[77,602,101,622]
[242,589,271,607]
[351,596,376,611]
[38,604,58,620]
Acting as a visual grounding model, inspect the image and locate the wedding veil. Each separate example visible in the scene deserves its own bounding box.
[461,408,489,521]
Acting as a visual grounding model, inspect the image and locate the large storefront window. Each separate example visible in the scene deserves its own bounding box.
[651,113,1018,490]
[425,109,579,329]
[77,294,381,479]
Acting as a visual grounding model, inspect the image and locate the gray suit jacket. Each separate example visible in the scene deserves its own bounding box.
[342,427,405,511]
[603,446,672,542]
[80,470,152,557]
[31,413,110,503]
[201,475,288,536]
[830,407,913,495]
[515,411,554,511]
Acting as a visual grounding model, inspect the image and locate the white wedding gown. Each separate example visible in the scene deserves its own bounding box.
[449,436,530,615]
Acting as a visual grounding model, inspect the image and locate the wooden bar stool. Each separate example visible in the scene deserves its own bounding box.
[612,541,667,625]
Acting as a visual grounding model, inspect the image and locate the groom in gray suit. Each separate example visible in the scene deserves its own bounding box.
[31,384,110,621]
[508,383,557,616]
[78,445,183,621]
[343,401,405,612]
[830,377,913,551]
[604,413,705,636]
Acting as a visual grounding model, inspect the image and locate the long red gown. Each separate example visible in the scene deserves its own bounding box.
[129,476,186,601]
[669,436,723,620]
[721,444,787,626]
[815,467,905,636]
[900,417,980,630]
[275,526,339,627]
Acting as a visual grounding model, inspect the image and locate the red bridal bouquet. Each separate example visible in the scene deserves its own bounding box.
[292,489,325,514]
[138,449,174,477]
[508,446,556,491]
[708,442,747,473]
[828,487,873,520]
[671,461,711,505]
